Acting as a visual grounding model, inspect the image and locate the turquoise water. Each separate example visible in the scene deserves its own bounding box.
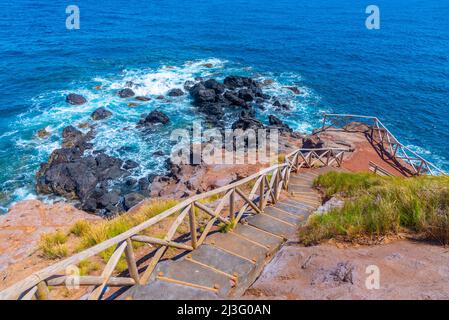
[0,0,448,212]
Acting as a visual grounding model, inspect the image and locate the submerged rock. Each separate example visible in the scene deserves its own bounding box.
[66,93,87,105]
[91,107,113,120]
[118,88,135,98]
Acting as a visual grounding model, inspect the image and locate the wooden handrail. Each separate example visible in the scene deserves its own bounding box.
[0,146,348,300]
[369,161,393,177]
[321,113,445,176]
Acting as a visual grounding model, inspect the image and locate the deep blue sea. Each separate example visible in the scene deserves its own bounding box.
[1,0,448,213]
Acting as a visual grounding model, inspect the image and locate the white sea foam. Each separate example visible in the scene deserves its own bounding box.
[2,57,329,211]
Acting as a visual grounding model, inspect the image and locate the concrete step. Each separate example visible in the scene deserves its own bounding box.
[263,206,305,225]
[123,279,219,300]
[246,214,297,238]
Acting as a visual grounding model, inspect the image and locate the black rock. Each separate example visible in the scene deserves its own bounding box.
[238,89,255,102]
[167,88,185,97]
[273,100,291,110]
[91,107,113,121]
[204,79,225,94]
[118,88,135,98]
[232,116,264,131]
[268,115,292,132]
[66,93,87,105]
[61,126,93,152]
[224,76,257,89]
[184,80,196,91]
[223,91,246,107]
[138,110,170,127]
[302,135,325,149]
[123,192,145,211]
[123,159,139,170]
[190,83,216,104]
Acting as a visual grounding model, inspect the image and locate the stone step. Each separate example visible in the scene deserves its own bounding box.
[290,175,315,183]
[263,206,305,225]
[246,214,297,238]
[123,279,219,300]
[290,195,321,206]
[289,185,315,193]
[205,231,268,264]
[280,198,317,210]
[152,259,234,297]
[232,224,284,254]
[272,202,311,216]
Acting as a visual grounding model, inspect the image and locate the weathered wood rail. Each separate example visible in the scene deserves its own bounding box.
[321,113,445,176]
[0,147,348,300]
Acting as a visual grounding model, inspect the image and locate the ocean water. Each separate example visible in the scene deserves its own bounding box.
[0,0,448,213]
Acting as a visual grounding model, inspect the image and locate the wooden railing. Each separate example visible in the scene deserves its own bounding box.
[321,114,446,176]
[369,161,393,177]
[0,147,348,300]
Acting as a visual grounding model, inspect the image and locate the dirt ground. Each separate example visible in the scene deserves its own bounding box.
[244,240,449,300]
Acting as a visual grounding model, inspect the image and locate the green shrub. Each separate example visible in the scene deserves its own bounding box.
[300,172,449,245]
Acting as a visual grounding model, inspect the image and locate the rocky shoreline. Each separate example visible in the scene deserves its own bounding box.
[33,75,307,216]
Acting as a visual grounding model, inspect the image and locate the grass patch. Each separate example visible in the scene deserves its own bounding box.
[39,231,69,259]
[300,172,449,245]
[39,199,178,265]
[219,218,237,233]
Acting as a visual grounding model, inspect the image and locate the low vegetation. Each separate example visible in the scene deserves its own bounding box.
[39,231,69,259]
[299,172,449,245]
[39,199,178,264]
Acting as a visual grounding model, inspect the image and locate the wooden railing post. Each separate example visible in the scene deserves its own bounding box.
[229,189,235,220]
[259,176,265,211]
[36,281,49,300]
[189,202,198,249]
[273,170,279,202]
[125,238,140,285]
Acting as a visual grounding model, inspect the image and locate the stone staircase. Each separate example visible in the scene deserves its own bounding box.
[122,167,339,300]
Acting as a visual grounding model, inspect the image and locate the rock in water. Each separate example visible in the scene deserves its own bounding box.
[135,96,151,101]
[91,107,113,120]
[138,110,170,127]
[190,84,217,104]
[167,88,185,97]
[223,91,246,107]
[66,93,87,105]
[61,125,94,152]
[204,79,225,94]
[284,86,301,94]
[118,88,135,98]
[36,128,50,139]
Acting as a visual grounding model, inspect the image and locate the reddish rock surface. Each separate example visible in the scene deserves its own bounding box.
[244,240,449,300]
[0,200,98,274]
